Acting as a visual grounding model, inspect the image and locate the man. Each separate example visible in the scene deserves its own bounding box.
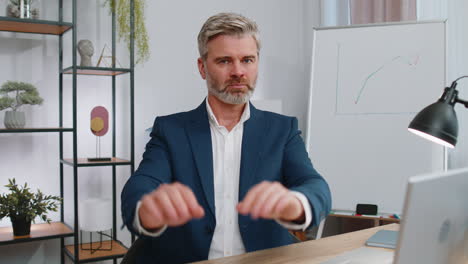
[121,12,331,264]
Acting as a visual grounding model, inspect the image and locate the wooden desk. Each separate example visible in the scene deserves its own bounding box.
[191,224,399,264]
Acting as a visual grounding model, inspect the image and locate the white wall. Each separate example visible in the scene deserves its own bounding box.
[417,0,468,169]
[0,1,320,263]
[444,0,468,169]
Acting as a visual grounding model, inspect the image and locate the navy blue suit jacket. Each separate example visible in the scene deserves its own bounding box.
[121,101,331,264]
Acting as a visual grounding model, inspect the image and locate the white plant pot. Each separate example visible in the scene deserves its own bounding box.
[4,111,26,128]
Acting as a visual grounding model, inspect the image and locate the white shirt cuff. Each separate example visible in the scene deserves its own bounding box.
[133,200,168,237]
[275,191,312,231]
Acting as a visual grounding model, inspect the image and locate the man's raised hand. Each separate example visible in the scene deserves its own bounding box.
[139,182,205,230]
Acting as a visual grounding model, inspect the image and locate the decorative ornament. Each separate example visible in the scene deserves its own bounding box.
[77,39,94,67]
[88,106,111,161]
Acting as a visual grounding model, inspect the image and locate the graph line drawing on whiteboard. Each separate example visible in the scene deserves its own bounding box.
[335,42,421,116]
[354,54,420,104]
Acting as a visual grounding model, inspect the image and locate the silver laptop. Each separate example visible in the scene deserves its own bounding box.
[323,168,468,264]
[322,168,468,264]
[394,167,468,264]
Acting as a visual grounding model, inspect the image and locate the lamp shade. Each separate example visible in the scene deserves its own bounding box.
[408,101,458,148]
[79,198,112,232]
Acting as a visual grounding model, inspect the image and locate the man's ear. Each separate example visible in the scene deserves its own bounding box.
[197,58,207,80]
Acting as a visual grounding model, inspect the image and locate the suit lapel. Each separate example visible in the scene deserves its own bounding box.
[185,102,216,219]
[239,104,267,201]
[185,102,268,217]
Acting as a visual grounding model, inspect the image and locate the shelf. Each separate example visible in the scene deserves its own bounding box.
[62,66,131,76]
[61,157,132,167]
[64,240,127,263]
[0,222,73,246]
[0,127,73,133]
[0,16,72,35]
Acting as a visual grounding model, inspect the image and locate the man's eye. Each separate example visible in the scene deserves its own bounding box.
[243,58,254,63]
[218,60,230,64]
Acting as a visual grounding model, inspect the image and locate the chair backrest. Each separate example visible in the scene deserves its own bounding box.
[121,237,145,264]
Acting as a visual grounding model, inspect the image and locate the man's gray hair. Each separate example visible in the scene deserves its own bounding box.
[197,12,261,60]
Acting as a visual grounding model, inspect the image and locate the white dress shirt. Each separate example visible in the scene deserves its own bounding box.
[133,98,312,259]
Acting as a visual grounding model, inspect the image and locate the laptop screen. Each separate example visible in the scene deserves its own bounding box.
[394,167,468,264]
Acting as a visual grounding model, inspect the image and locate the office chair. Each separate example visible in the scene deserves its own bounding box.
[120,237,144,264]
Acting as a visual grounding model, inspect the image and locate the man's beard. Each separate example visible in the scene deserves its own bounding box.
[206,76,256,105]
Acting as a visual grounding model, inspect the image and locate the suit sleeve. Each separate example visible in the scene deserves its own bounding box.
[121,117,173,235]
[282,117,332,229]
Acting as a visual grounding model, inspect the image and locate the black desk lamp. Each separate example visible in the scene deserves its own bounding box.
[408,76,468,148]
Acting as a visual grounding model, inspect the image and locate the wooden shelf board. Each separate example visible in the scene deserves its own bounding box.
[0,16,72,35]
[63,66,131,76]
[62,157,131,167]
[0,127,73,133]
[0,222,73,245]
[64,240,127,263]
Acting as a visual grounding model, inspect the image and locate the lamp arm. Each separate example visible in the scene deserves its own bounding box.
[441,75,468,105]
[452,75,468,84]
[455,97,468,108]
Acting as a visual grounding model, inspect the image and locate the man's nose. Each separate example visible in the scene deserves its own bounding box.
[230,61,245,78]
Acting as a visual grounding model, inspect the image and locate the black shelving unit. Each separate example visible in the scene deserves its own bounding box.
[0,222,74,246]
[0,1,135,263]
[61,158,132,167]
[0,14,75,257]
[0,127,73,133]
[0,16,72,35]
[62,66,131,76]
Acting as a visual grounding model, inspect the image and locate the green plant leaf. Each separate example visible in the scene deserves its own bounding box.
[105,0,150,64]
[0,81,44,111]
[0,178,61,223]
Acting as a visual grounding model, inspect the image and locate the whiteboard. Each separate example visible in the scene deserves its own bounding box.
[306,21,446,214]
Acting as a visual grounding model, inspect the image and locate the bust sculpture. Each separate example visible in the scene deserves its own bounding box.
[77,39,94,67]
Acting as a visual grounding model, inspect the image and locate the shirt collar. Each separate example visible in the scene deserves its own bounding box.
[205,97,251,127]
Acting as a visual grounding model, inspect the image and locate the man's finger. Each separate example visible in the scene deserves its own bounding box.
[273,195,299,220]
[140,194,166,229]
[250,183,283,219]
[156,189,180,224]
[166,186,191,223]
[237,181,269,215]
[177,184,205,218]
[259,191,288,219]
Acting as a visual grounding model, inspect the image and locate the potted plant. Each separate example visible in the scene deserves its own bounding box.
[104,0,150,64]
[0,179,61,236]
[0,81,44,129]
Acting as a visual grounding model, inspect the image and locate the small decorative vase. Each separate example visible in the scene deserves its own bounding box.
[4,111,26,128]
[11,216,31,236]
[6,0,39,19]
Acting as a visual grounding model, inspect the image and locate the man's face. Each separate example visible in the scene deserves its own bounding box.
[198,34,258,105]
